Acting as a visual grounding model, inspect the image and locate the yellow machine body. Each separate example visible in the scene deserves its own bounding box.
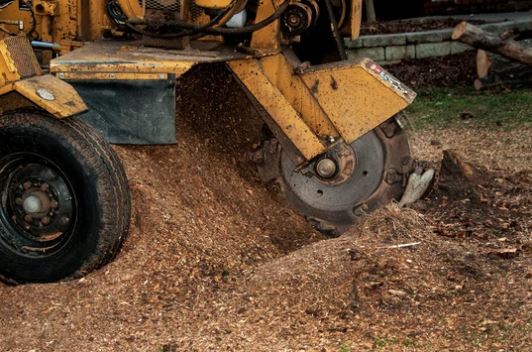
[0,0,363,45]
[0,0,413,162]
[0,35,86,118]
[0,1,111,51]
[229,55,415,160]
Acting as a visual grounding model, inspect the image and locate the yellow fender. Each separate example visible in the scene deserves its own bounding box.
[13,74,87,119]
[0,35,86,118]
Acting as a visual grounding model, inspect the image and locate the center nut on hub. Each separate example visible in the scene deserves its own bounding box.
[16,182,59,228]
[315,158,338,179]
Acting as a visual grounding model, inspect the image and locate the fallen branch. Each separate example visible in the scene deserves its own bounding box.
[378,242,421,249]
[452,22,532,66]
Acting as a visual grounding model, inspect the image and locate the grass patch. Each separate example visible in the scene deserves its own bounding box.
[339,344,351,352]
[373,336,399,349]
[407,87,532,130]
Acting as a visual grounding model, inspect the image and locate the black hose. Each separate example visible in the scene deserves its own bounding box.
[323,0,347,60]
[127,1,288,38]
[107,0,128,26]
[124,0,238,38]
[163,0,240,38]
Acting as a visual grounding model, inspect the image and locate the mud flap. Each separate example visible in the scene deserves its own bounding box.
[68,76,177,145]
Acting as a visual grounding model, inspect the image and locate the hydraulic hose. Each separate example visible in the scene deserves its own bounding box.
[127,0,289,38]
[323,0,347,60]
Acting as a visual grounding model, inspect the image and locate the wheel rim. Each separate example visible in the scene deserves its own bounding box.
[0,153,77,257]
[280,132,385,215]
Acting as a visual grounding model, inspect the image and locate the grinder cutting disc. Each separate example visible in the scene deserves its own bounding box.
[257,118,412,236]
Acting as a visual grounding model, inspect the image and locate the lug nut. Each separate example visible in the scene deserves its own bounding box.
[316,158,338,179]
[15,198,23,206]
[50,200,59,209]
[24,214,33,223]
[40,183,49,192]
[23,181,32,190]
[41,217,50,225]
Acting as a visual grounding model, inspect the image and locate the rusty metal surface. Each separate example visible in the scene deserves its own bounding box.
[0,36,42,90]
[299,58,416,145]
[3,36,42,79]
[14,74,88,119]
[51,40,250,76]
[260,53,339,139]
[228,58,326,161]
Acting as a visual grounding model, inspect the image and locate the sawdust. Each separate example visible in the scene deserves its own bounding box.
[0,65,530,351]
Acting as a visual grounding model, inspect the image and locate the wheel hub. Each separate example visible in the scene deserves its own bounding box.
[23,194,44,214]
[279,132,385,219]
[257,119,411,236]
[315,158,337,179]
[0,154,76,255]
[21,188,53,218]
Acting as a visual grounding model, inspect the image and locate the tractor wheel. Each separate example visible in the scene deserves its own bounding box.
[256,117,412,236]
[0,111,131,283]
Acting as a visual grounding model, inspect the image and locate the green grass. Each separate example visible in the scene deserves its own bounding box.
[372,336,399,350]
[406,88,532,130]
[339,344,351,352]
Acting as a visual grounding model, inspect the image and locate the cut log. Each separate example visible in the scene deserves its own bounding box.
[436,150,484,200]
[440,150,480,184]
[453,22,532,66]
[474,39,532,90]
[476,49,492,79]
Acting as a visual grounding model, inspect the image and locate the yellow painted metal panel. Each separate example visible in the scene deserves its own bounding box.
[50,42,209,77]
[52,60,194,76]
[229,59,326,161]
[0,84,15,96]
[195,0,233,9]
[57,72,169,81]
[260,54,338,139]
[250,0,282,52]
[300,59,416,144]
[0,40,21,86]
[14,74,87,119]
[116,0,145,19]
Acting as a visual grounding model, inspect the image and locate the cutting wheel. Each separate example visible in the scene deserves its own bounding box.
[257,118,412,236]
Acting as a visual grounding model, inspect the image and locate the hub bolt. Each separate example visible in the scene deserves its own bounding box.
[316,158,338,179]
[23,195,43,214]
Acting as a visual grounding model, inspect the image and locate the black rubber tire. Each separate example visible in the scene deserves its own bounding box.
[0,111,131,283]
[257,117,412,236]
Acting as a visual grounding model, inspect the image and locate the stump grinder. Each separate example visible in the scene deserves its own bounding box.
[0,0,416,283]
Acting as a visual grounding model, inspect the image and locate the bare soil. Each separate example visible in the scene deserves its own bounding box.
[386,52,478,88]
[0,65,530,351]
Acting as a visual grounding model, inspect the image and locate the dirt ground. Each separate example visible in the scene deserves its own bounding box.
[0,66,530,352]
[386,52,478,88]
[361,18,486,35]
